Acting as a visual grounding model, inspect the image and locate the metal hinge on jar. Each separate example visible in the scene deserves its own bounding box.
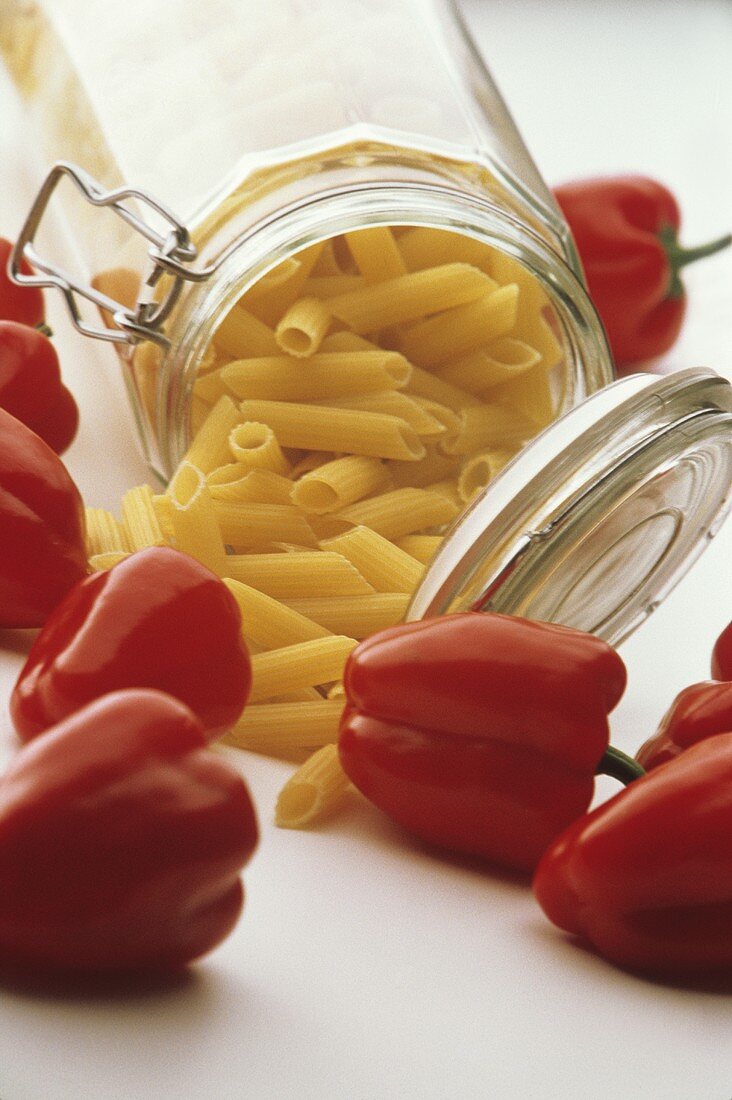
[9,162,214,348]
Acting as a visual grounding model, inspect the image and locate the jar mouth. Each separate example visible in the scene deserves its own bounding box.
[159,181,613,479]
[408,368,732,645]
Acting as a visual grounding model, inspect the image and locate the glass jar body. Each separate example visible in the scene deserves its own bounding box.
[2,0,613,478]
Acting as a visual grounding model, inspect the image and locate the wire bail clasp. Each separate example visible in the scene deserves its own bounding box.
[8,162,210,348]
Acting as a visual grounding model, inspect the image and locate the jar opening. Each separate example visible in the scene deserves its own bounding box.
[147,182,611,480]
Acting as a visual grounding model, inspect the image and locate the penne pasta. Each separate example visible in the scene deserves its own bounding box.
[193,366,232,405]
[397,284,518,368]
[437,337,541,394]
[311,238,351,276]
[183,395,242,474]
[314,391,445,436]
[220,350,411,401]
[492,361,557,429]
[397,226,494,274]
[223,578,331,648]
[275,744,350,828]
[249,635,358,701]
[224,551,375,598]
[394,534,444,565]
[275,296,332,357]
[424,478,463,507]
[288,452,333,478]
[228,421,290,475]
[243,242,325,325]
[345,226,407,283]
[121,485,166,550]
[321,526,424,592]
[237,400,426,461]
[319,331,377,353]
[284,593,410,638]
[214,501,317,549]
[457,448,515,503]
[336,488,459,540]
[440,404,535,455]
[406,363,482,411]
[207,466,294,504]
[85,507,130,556]
[213,306,280,359]
[152,492,176,543]
[291,456,390,514]
[388,445,460,488]
[327,263,495,333]
[410,397,462,437]
[302,274,364,299]
[224,700,344,752]
[168,462,228,575]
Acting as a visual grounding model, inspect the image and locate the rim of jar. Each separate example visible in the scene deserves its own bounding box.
[157,181,614,479]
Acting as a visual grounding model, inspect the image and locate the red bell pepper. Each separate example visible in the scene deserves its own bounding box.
[11,545,251,741]
[338,612,629,872]
[0,405,87,628]
[0,689,258,976]
[711,619,732,681]
[554,176,731,369]
[0,321,78,454]
[0,237,45,329]
[636,680,732,770]
[533,732,732,978]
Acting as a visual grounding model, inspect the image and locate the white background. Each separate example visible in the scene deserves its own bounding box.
[1,1,731,1097]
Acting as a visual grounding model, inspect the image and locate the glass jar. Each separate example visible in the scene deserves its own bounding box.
[2,0,611,475]
[5,0,732,647]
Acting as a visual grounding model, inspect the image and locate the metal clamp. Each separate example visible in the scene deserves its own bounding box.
[9,162,214,347]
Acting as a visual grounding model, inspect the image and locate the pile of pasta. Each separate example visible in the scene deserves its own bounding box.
[88,226,563,830]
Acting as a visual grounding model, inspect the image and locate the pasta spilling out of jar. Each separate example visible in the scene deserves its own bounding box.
[90,226,564,827]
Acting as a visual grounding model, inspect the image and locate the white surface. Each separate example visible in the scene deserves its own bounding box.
[1,2,731,1098]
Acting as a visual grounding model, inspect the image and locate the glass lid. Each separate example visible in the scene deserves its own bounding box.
[408,368,732,645]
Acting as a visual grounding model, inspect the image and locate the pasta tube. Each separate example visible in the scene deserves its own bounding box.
[121,485,166,550]
[327,263,495,333]
[440,405,535,455]
[225,700,345,752]
[321,526,424,592]
[397,226,494,274]
[285,593,410,638]
[291,456,390,513]
[275,296,332,357]
[237,400,426,461]
[213,306,279,359]
[184,395,242,474]
[275,744,350,828]
[398,284,518,368]
[224,551,375,598]
[393,535,444,565]
[228,421,290,475]
[337,488,459,540]
[85,508,130,556]
[207,466,294,504]
[249,636,358,701]
[345,227,407,282]
[221,350,411,400]
[457,449,514,503]
[168,462,228,575]
[437,337,541,394]
[223,578,331,648]
[214,501,317,549]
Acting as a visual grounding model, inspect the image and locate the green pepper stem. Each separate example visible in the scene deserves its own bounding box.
[668,232,732,269]
[659,225,732,297]
[35,322,53,338]
[596,746,645,786]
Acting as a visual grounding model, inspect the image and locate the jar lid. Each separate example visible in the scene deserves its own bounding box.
[408,368,732,644]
